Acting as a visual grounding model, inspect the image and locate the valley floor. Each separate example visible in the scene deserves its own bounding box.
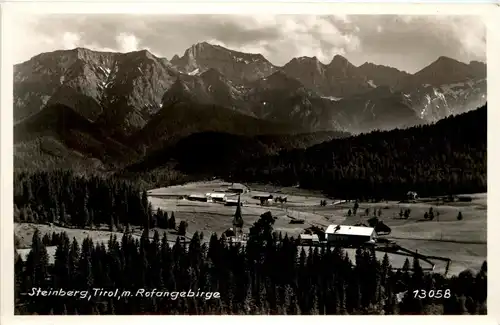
[15,181,487,276]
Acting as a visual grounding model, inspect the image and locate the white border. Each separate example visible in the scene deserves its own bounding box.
[1,2,499,325]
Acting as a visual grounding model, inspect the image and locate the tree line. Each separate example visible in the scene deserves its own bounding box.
[14,170,163,231]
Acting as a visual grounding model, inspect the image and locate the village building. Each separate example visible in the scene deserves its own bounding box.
[325,224,377,245]
[299,234,320,245]
[227,184,246,194]
[206,192,226,203]
[407,191,418,200]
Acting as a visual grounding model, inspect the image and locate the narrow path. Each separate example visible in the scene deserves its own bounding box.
[386,236,486,245]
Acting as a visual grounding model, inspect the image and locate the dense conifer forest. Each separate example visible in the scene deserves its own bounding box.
[14,171,156,230]
[15,214,487,315]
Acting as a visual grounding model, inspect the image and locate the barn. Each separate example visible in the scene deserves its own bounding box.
[325,224,377,246]
[252,194,273,200]
[227,184,246,194]
[188,194,208,202]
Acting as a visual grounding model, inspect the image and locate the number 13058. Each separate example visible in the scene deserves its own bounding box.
[413,289,451,299]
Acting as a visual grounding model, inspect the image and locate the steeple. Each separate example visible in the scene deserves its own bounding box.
[233,195,244,232]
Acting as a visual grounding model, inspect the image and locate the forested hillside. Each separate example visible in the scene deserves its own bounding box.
[229,104,487,199]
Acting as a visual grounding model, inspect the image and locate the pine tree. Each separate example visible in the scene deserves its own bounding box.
[26,229,49,288]
[68,238,80,287]
[168,212,176,230]
[233,196,244,232]
[177,221,188,236]
[53,233,71,288]
[353,201,359,215]
[14,251,25,305]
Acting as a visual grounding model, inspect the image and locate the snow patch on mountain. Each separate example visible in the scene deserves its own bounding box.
[321,96,342,101]
[367,80,377,88]
[98,66,111,78]
[234,56,250,64]
[189,68,200,76]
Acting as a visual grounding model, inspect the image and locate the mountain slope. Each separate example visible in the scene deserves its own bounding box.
[410,56,485,87]
[357,62,411,89]
[126,129,350,174]
[127,99,304,151]
[161,68,246,112]
[244,71,345,130]
[281,55,372,98]
[14,48,118,121]
[14,103,139,169]
[328,86,423,133]
[14,48,180,136]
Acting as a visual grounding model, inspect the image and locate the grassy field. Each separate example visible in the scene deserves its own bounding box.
[15,181,486,276]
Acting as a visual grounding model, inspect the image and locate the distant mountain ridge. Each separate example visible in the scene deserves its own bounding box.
[14,42,486,162]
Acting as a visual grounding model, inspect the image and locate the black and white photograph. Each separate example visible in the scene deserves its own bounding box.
[4,4,490,317]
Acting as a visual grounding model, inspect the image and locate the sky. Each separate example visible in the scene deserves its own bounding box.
[12,14,486,73]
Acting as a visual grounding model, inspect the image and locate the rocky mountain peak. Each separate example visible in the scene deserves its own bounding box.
[171,41,276,83]
[329,54,352,67]
[260,71,303,89]
[412,55,477,87]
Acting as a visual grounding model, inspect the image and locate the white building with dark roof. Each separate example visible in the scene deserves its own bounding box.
[299,234,320,245]
[325,224,377,245]
[206,192,226,202]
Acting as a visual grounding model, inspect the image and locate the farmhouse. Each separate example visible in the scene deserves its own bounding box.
[225,198,243,206]
[206,192,226,203]
[407,191,418,200]
[299,234,320,245]
[325,224,377,245]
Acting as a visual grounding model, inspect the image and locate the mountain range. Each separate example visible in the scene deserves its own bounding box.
[14,41,486,170]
